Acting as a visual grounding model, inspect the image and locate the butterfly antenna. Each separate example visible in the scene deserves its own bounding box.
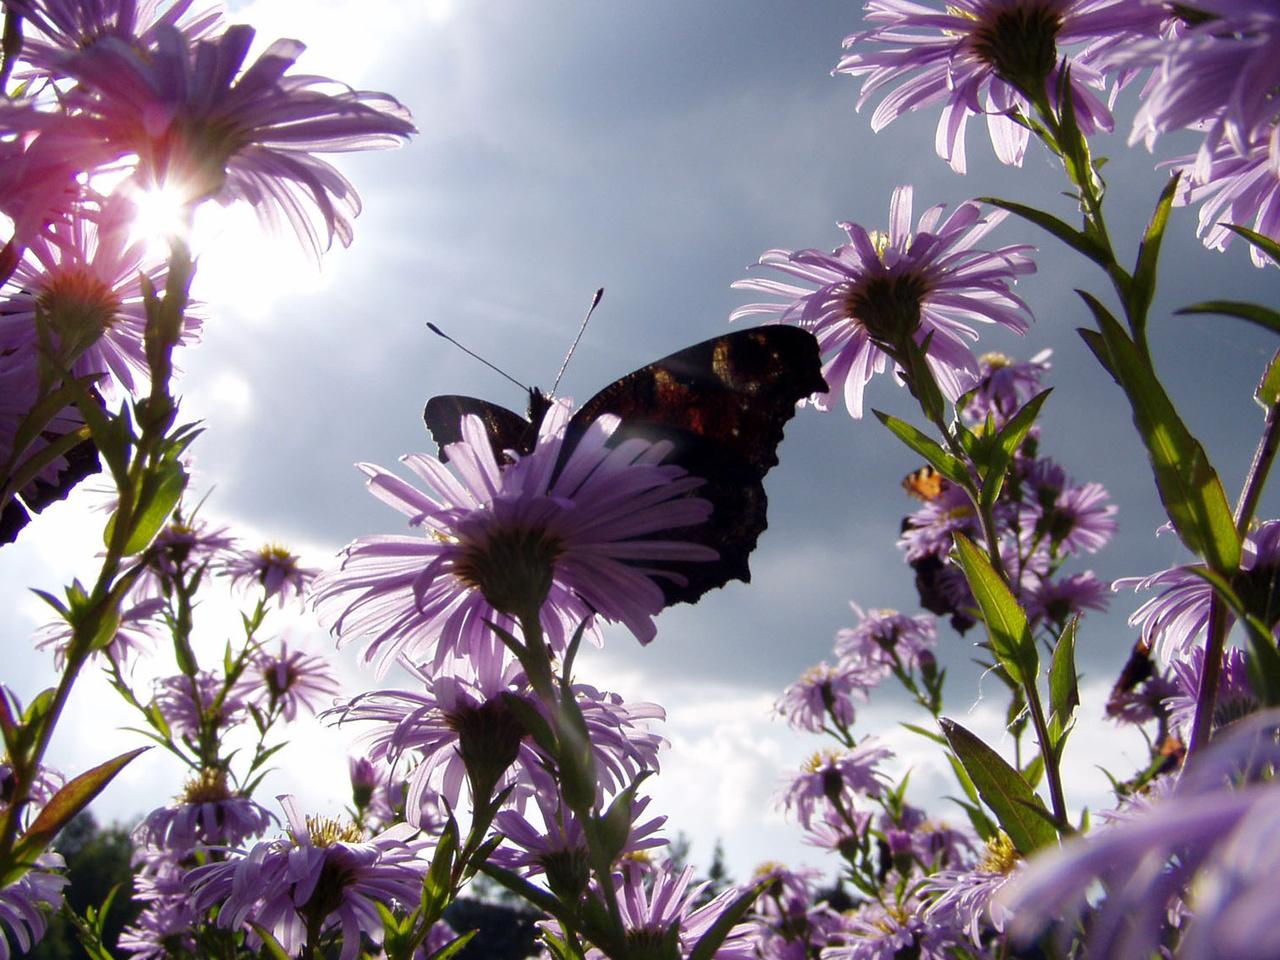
[426,322,529,392]
[551,287,603,396]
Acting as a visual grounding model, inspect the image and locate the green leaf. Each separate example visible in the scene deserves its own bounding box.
[10,747,149,872]
[939,718,1058,855]
[1077,327,1118,383]
[1188,566,1280,707]
[596,772,651,867]
[1,425,93,504]
[871,410,968,487]
[1257,351,1280,409]
[688,880,766,960]
[1129,174,1180,327]
[1081,291,1241,576]
[479,862,564,918]
[421,817,459,917]
[980,389,1051,511]
[952,533,1038,686]
[979,197,1110,268]
[1021,754,1045,790]
[426,930,478,960]
[1225,223,1280,267]
[1177,300,1280,337]
[121,459,187,555]
[900,722,947,746]
[1049,616,1080,740]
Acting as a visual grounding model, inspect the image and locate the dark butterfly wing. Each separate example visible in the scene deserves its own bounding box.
[423,395,534,465]
[560,325,826,606]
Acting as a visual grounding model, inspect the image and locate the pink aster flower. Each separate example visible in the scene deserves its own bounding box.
[47,23,415,256]
[836,1,1163,174]
[834,604,937,673]
[781,741,893,829]
[731,186,1034,418]
[247,641,340,721]
[0,851,67,960]
[313,401,716,675]
[0,198,201,397]
[961,348,1052,426]
[187,795,428,960]
[4,0,224,76]
[222,544,319,607]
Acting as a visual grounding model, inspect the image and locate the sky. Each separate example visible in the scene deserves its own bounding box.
[2,0,1279,884]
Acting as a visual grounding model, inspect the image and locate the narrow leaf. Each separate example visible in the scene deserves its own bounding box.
[980,389,1051,511]
[1177,300,1280,337]
[1225,223,1280,266]
[688,880,766,960]
[15,747,149,860]
[1129,174,1180,326]
[426,931,478,960]
[979,197,1110,267]
[249,923,294,960]
[953,533,1038,685]
[1049,616,1080,736]
[1077,327,1118,383]
[121,460,186,555]
[1082,291,1241,575]
[1257,351,1280,409]
[872,410,968,487]
[479,862,564,917]
[940,718,1057,854]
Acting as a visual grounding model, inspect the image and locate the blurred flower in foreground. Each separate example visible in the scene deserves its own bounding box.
[0,851,67,959]
[835,0,1164,173]
[313,402,716,675]
[731,186,1034,418]
[1000,710,1280,960]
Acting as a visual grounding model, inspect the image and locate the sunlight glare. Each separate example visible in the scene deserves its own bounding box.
[129,183,193,253]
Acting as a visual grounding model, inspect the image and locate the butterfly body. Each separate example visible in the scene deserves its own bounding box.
[424,325,826,607]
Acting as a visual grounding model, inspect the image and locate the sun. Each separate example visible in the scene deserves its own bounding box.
[128,182,193,252]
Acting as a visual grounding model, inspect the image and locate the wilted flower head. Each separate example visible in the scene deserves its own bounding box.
[314,401,716,675]
[188,795,427,960]
[835,0,1163,173]
[223,544,319,607]
[731,186,1034,418]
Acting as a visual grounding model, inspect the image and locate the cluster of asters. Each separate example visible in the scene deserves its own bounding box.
[0,0,414,543]
[835,0,1280,267]
[0,751,67,960]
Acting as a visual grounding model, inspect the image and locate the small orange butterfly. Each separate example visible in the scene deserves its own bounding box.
[902,465,946,502]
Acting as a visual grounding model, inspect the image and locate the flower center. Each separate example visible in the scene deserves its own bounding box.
[969,3,1063,95]
[181,768,231,805]
[844,271,928,348]
[306,814,364,848]
[979,831,1020,875]
[453,524,563,616]
[36,266,121,361]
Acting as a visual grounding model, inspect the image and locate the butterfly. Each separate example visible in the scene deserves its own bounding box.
[424,325,827,608]
[901,464,946,502]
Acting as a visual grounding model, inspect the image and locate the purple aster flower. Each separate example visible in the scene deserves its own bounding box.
[1024,570,1110,625]
[961,349,1052,425]
[4,0,224,76]
[222,543,319,607]
[1026,471,1118,556]
[1115,519,1280,661]
[247,641,340,722]
[44,23,415,256]
[34,595,162,668]
[152,671,247,740]
[1173,134,1280,268]
[586,861,759,960]
[117,897,198,960]
[188,795,428,960]
[1164,644,1259,739]
[781,741,893,829]
[0,851,67,960]
[921,831,1020,945]
[898,482,988,562]
[491,790,666,899]
[136,515,237,594]
[731,186,1034,418]
[835,1,1163,174]
[1129,2,1280,168]
[833,604,937,673]
[1000,710,1280,960]
[134,768,275,854]
[313,401,717,675]
[776,660,876,733]
[824,895,962,960]
[0,198,202,398]
[0,760,64,831]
